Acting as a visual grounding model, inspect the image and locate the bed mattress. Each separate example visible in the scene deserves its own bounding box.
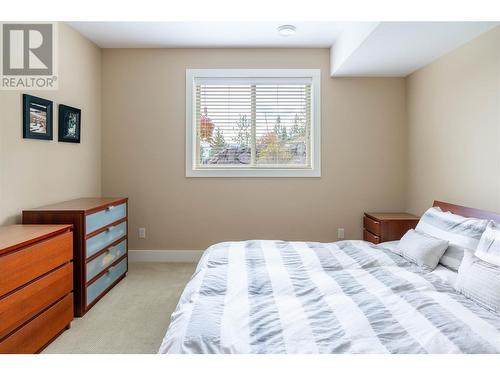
[159,240,500,354]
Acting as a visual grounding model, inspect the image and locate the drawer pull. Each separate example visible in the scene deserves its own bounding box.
[107,205,115,211]
[107,226,115,232]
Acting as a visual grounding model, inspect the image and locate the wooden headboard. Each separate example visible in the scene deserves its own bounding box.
[433,200,500,223]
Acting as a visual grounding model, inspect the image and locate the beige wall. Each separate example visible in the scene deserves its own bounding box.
[5,24,497,250]
[102,48,407,250]
[4,24,497,251]
[0,23,102,224]
[406,27,500,215]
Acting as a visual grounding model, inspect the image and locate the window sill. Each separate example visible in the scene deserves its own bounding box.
[185,167,321,178]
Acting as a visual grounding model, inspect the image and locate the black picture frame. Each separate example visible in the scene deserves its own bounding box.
[58,104,81,143]
[23,94,53,140]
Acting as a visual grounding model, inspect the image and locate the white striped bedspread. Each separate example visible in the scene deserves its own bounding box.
[159,240,500,354]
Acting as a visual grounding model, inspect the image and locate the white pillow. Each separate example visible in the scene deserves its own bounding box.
[416,207,488,271]
[395,229,449,270]
[455,249,500,313]
[475,221,500,267]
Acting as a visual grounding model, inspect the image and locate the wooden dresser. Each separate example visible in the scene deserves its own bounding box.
[0,225,73,354]
[23,198,128,317]
[363,212,420,244]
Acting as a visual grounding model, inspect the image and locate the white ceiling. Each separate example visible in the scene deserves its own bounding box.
[67,21,499,77]
[331,22,500,76]
[67,22,347,48]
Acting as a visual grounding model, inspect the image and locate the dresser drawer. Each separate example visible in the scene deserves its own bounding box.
[0,293,73,354]
[86,221,127,259]
[0,263,72,339]
[86,203,127,235]
[86,258,127,306]
[0,231,72,297]
[86,239,127,282]
[363,215,381,236]
[363,229,381,244]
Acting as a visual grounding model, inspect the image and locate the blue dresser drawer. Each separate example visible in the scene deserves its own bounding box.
[85,203,127,234]
[86,258,127,306]
[86,239,127,281]
[86,221,127,259]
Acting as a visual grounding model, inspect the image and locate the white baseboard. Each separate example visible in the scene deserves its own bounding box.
[128,249,203,263]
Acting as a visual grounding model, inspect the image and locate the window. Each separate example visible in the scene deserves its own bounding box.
[186,69,321,177]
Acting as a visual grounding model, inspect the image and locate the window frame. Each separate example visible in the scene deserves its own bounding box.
[185,69,321,178]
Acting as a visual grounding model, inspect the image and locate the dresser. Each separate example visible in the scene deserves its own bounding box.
[363,212,420,244]
[0,225,73,354]
[23,198,128,317]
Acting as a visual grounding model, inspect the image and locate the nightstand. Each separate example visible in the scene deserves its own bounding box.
[363,212,420,244]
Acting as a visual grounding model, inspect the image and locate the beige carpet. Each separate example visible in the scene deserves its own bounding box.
[43,262,196,354]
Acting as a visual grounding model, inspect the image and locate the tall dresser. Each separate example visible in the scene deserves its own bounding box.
[0,225,73,354]
[23,198,128,317]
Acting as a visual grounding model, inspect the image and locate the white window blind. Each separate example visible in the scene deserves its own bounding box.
[186,70,320,177]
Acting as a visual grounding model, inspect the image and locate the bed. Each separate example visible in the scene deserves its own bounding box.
[159,201,500,354]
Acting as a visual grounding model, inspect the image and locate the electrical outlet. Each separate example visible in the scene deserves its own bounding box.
[337,228,345,240]
[138,227,146,239]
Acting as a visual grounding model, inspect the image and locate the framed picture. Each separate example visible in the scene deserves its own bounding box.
[23,94,53,140]
[58,104,81,143]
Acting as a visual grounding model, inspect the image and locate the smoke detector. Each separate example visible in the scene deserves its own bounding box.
[277,25,296,37]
